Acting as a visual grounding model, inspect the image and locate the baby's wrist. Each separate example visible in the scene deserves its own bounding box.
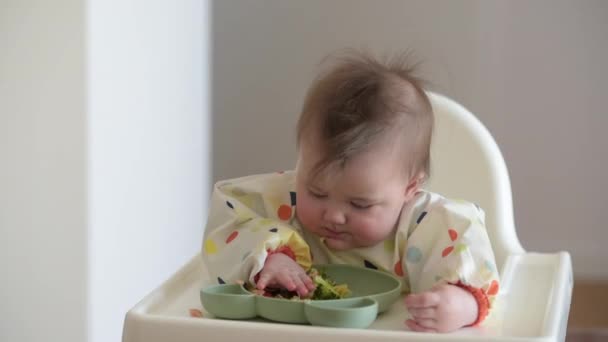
[266,245,297,261]
[450,282,489,326]
[255,246,299,282]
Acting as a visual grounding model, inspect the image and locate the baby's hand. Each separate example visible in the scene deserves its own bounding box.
[404,283,478,333]
[256,253,316,297]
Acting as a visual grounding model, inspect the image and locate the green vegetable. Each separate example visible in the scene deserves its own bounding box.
[308,268,351,300]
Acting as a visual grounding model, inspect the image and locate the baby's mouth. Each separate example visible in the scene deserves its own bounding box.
[323,227,346,239]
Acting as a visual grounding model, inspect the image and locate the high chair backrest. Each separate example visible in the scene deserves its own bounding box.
[424,93,524,273]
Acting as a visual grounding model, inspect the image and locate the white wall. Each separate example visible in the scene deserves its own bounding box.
[87,1,209,342]
[1,1,87,340]
[0,1,210,341]
[211,0,608,279]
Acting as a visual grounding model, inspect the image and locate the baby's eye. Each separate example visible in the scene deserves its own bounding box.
[309,189,327,199]
[350,202,372,210]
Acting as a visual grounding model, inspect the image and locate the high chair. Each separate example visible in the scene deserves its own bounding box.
[122,93,573,341]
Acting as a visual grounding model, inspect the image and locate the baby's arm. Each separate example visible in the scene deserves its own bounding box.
[202,177,313,295]
[402,200,499,333]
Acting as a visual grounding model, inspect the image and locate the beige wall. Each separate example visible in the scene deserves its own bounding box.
[0,1,209,341]
[211,0,607,279]
[0,1,87,340]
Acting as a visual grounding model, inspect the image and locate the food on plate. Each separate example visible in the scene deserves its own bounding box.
[244,267,351,300]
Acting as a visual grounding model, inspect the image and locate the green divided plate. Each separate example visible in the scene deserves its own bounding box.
[200,264,401,329]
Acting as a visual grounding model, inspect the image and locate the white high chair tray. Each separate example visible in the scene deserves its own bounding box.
[123,251,572,342]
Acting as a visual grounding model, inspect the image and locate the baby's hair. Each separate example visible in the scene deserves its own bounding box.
[296,49,434,182]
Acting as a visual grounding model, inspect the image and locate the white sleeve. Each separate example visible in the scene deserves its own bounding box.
[202,176,311,285]
[402,198,500,304]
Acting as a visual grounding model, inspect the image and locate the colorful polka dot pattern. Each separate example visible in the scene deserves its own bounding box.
[225,231,238,244]
[416,211,427,224]
[205,176,500,317]
[290,191,296,206]
[271,191,296,221]
[441,228,465,258]
[393,260,404,277]
[277,205,292,220]
[455,244,467,253]
[364,260,378,270]
[484,260,495,272]
[487,280,500,295]
[204,239,218,255]
[406,246,422,263]
[442,246,454,257]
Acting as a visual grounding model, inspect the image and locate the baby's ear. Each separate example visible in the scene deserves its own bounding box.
[404,173,425,201]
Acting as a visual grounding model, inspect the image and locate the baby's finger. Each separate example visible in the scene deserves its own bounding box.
[409,307,436,319]
[299,272,316,291]
[277,271,297,291]
[405,319,436,333]
[404,292,440,308]
[256,273,271,290]
[412,318,436,329]
[292,275,310,297]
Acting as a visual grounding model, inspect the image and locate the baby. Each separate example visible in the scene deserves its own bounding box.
[202,51,499,333]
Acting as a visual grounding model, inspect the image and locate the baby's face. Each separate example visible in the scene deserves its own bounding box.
[295,139,418,250]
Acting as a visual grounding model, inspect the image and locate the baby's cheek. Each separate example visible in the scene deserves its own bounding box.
[354,215,394,243]
[296,199,318,232]
[353,220,383,242]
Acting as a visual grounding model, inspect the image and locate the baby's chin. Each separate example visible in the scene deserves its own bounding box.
[322,235,388,251]
[321,236,356,251]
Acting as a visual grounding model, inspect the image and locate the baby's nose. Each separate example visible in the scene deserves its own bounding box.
[323,206,346,225]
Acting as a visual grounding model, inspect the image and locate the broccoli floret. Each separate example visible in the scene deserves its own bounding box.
[309,268,351,300]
